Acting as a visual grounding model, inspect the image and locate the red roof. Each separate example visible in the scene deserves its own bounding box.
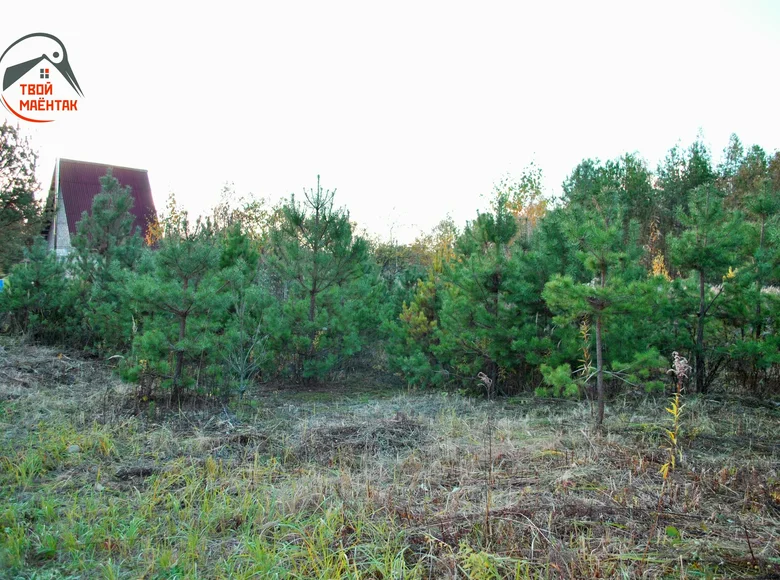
[56,158,157,239]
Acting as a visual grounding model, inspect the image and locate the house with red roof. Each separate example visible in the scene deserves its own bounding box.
[43,159,157,256]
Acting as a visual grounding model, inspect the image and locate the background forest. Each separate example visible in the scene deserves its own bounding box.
[2,122,779,428]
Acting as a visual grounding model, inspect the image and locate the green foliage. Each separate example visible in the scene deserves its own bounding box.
[219,265,275,397]
[544,157,676,425]
[387,276,447,388]
[0,238,78,342]
[131,216,225,399]
[670,185,744,278]
[220,222,260,271]
[268,176,377,381]
[715,153,780,392]
[0,121,42,275]
[70,170,144,270]
[216,224,274,396]
[386,178,556,394]
[70,170,146,353]
[1,133,778,410]
[436,188,520,393]
[669,183,747,393]
[537,364,579,398]
[609,348,667,393]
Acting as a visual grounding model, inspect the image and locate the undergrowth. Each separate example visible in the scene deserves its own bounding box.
[1,344,779,578]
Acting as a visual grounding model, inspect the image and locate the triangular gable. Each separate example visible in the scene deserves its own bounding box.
[56,158,157,240]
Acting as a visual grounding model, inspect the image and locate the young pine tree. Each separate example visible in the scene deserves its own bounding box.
[268,176,374,381]
[670,183,746,393]
[132,216,224,400]
[0,238,78,342]
[70,170,145,352]
[544,158,665,428]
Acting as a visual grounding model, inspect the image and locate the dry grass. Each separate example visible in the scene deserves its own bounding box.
[1,341,780,578]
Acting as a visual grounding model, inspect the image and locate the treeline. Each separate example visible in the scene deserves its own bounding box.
[1,174,383,400]
[1,132,778,426]
[386,139,780,425]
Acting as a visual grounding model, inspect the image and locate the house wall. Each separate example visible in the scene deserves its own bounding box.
[46,188,56,252]
[54,189,72,257]
[47,222,55,252]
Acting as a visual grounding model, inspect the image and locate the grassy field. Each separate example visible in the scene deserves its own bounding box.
[1,343,779,579]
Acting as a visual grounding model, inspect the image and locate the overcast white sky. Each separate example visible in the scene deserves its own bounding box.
[2,1,779,243]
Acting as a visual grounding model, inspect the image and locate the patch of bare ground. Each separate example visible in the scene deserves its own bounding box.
[1,343,780,578]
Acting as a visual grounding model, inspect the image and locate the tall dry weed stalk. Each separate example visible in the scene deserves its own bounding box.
[660,352,691,480]
[477,371,494,400]
[643,351,691,571]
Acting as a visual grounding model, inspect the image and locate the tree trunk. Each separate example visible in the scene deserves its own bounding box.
[595,263,606,429]
[309,288,317,323]
[172,277,189,401]
[696,269,706,394]
[491,278,499,398]
[172,313,186,401]
[595,313,605,429]
[307,216,320,380]
[755,217,765,340]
